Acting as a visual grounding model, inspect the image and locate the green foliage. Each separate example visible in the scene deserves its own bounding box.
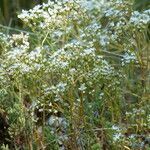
[0,0,150,149]
[91,143,102,150]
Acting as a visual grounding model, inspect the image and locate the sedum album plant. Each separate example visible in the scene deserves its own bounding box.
[0,0,149,149]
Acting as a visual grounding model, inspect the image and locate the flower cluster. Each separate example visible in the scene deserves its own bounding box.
[130,10,150,28]
[0,0,149,149]
[121,50,137,66]
[18,0,83,30]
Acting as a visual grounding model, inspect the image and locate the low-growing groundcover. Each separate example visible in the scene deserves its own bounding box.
[0,0,150,149]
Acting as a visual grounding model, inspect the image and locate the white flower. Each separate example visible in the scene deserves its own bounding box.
[79,83,87,92]
[56,82,67,92]
[18,10,29,22]
[121,51,137,66]
[112,125,121,131]
[99,93,104,99]
[28,48,41,60]
[20,63,30,73]
[100,34,110,46]
[113,133,123,141]
[130,11,150,26]
[83,48,95,55]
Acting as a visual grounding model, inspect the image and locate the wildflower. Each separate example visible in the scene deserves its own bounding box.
[121,51,137,66]
[56,82,67,92]
[79,83,87,92]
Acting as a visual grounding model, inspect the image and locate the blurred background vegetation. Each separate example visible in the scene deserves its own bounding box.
[0,0,149,27]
